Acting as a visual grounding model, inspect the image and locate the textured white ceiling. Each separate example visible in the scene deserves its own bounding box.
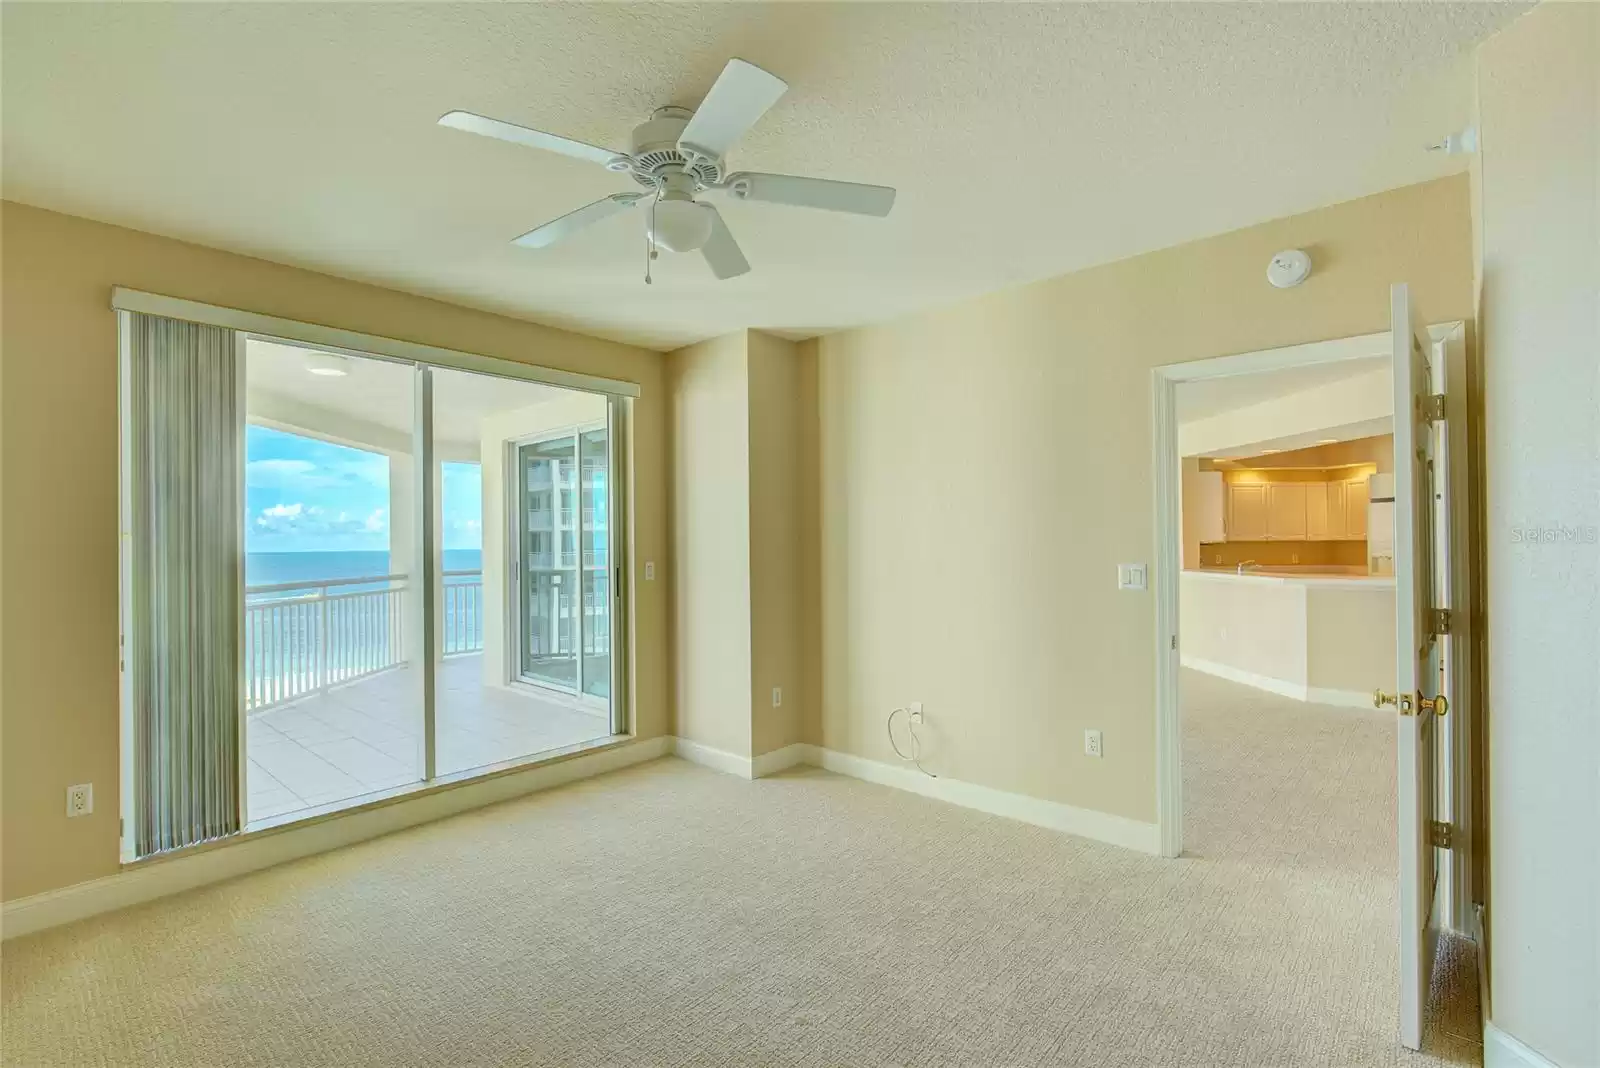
[1,3,1524,350]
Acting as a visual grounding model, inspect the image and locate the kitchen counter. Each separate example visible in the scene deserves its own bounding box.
[1187,567,1394,589]
[1181,570,1395,704]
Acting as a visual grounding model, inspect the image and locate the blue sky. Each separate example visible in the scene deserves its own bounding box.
[246,425,482,553]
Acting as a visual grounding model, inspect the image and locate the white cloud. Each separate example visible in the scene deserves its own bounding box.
[363,509,387,533]
[263,502,303,519]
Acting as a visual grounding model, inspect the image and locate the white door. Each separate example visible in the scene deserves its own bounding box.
[1388,283,1450,1051]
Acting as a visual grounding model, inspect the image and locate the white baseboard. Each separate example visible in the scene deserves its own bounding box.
[669,738,813,780]
[1181,655,1308,700]
[1485,1023,1561,1068]
[1183,656,1372,709]
[751,742,812,778]
[1,735,672,941]
[671,737,755,779]
[812,747,1161,855]
[1304,685,1376,709]
[670,738,1158,855]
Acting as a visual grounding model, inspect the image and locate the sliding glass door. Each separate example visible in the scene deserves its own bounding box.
[578,427,610,700]
[119,291,634,855]
[515,421,611,700]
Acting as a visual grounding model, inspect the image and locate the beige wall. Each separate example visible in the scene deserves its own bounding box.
[1179,365,1391,457]
[747,331,804,757]
[667,333,752,758]
[478,391,608,688]
[666,329,806,760]
[814,176,1473,823]
[797,340,824,748]
[1179,458,1210,569]
[1181,575,1310,686]
[1476,5,1600,1064]
[0,202,670,903]
[1304,585,1397,694]
[1181,574,1395,695]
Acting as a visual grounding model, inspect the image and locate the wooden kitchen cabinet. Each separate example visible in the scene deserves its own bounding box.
[1266,482,1308,540]
[1343,477,1369,538]
[1226,483,1268,541]
[1326,480,1348,539]
[1305,482,1331,540]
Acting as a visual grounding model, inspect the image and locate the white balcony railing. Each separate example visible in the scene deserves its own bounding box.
[244,571,483,713]
[442,569,484,657]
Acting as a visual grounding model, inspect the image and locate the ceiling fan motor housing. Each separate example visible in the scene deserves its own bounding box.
[627,106,722,189]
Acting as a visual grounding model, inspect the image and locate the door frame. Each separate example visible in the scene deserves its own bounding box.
[504,419,606,699]
[1149,322,1474,933]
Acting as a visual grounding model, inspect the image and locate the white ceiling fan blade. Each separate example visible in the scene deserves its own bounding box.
[438,111,626,168]
[724,172,896,217]
[513,194,646,249]
[677,59,787,161]
[701,206,751,279]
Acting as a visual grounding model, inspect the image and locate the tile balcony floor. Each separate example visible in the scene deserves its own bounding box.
[245,654,612,826]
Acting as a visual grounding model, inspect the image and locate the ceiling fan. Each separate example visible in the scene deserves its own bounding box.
[439,58,896,281]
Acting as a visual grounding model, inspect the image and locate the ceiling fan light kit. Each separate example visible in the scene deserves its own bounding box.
[439,58,897,281]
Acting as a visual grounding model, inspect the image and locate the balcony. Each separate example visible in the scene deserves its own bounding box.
[243,572,610,826]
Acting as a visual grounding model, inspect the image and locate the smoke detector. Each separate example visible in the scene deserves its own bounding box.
[1267,249,1312,289]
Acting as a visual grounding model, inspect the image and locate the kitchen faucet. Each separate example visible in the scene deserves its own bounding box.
[1237,560,1260,575]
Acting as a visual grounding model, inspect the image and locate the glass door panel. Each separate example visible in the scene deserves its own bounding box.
[579,427,610,699]
[518,435,579,690]
[241,340,422,825]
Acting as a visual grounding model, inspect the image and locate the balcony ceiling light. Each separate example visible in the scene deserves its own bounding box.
[305,351,351,377]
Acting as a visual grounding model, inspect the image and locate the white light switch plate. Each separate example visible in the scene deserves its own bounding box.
[644,561,656,581]
[1117,563,1148,591]
[771,687,782,708]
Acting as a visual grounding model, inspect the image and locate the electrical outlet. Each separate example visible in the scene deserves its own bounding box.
[67,783,93,818]
[771,686,783,708]
[909,701,924,725]
[644,561,656,581]
[1291,552,1300,564]
[1213,554,1222,565]
[1084,730,1103,758]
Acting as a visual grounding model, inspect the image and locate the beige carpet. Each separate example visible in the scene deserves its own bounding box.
[2,671,1479,1066]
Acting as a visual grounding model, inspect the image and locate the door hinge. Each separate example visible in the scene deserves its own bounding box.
[1429,820,1454,849]
[1422,393,1447,423]
[1430,608,1452,636]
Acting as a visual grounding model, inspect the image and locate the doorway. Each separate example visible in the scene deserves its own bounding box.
[512,424,611,701]
[1151,310,1473,1051]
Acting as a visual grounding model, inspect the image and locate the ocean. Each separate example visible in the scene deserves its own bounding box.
[246,549,483,588]
[243,550,485,708]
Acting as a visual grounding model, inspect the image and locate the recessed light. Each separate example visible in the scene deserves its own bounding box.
[1260,449,1281,454]
[304,352,351,377]
[1316,439,1338,445]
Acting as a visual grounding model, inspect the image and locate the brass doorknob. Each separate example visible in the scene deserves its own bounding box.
[1373,689,1413,713]
[1373,690,1447,717]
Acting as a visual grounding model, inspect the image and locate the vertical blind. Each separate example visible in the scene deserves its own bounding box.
[125,311,242,856]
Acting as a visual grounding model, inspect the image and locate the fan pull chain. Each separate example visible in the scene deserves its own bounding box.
[644,194,659,285]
